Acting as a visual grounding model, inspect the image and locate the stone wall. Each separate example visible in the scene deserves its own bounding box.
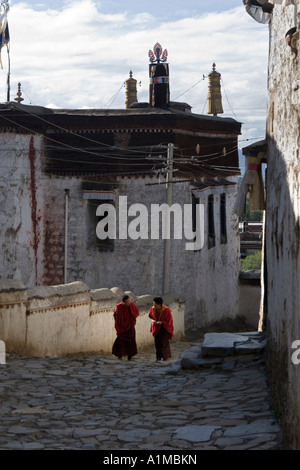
[265,2,300,449]
[0,280,185,357]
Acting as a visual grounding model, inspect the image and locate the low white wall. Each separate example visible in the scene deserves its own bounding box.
[0,281,185,357]
[0,280,28,354]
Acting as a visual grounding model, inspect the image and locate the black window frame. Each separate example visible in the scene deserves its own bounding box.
[208,194,215,249]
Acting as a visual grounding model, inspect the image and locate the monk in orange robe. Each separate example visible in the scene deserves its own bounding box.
[112,295,140,361]
[149,296,174,362]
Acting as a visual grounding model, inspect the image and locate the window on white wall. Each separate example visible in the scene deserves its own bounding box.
[83,191,116,252]
[192,193,199,233]
[191,193,201,252]
[208,194,215,249]
[92,199,115,251]
[220,193,227,245]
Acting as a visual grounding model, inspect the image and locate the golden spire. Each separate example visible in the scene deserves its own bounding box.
[14,83,24,104]
[207,63,223,116]
[125,71,138,109]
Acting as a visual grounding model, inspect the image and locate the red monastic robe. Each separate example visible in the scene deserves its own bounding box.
[149,305,174,339]
[114,302,140,335]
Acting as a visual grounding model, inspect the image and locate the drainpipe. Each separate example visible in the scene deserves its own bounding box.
[64,189,70,284]
[294,1,298,27]
[162,143,174,295]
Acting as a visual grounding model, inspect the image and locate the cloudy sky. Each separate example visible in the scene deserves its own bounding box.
[0,0,270,152]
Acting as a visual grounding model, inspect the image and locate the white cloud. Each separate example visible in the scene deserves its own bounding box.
[131,13,154,25]
[0,1,269,145]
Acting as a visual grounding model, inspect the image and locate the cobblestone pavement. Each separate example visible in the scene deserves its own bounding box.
[0,338,283,452]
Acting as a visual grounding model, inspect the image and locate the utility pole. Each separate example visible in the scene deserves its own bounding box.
[6,50,10,102]
[64,189,70,284]
[162,143,174,295]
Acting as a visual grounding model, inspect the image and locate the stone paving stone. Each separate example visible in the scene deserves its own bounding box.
[154,417,189,426]
[0,338,284,450]
[223,421,281,437]
[7,425,37,434]
[22,442,45,449]
[117,429,151,442]
[174,425,222,442]
[3,441,24,449]
[147,432,173,443]
[215,437,245,447]
[82,444,97,450]
[12,407,49,415]
[73,428,110,438]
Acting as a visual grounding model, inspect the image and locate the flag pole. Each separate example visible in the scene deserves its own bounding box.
[6,42,9,101]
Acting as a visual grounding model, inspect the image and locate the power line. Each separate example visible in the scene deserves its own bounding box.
[0,112,240,164]
[221,78,240,122]
[7,106,155,155]
[0,114,168,164]
[1,97,264,162]
[173,75,206,101]
[1,107,264,176]
[104,82,125,109]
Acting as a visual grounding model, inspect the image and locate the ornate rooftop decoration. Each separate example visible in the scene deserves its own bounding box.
[148,43,168,63]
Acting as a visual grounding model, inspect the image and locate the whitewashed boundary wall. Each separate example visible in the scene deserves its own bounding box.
[0,281,185,357]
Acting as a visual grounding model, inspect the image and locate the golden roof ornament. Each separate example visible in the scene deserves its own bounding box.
[14,82,24,104]
[207,63,224,116]
[125,71,138,109]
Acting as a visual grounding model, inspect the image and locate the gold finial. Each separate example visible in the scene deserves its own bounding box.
[125,71,138,109]
[14,83,24,104]
[207,63,223,117]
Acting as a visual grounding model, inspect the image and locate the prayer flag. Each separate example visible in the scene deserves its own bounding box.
[0,12,10,69]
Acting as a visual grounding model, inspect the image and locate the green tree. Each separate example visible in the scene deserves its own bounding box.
[241,251,262,271]
[240,196,263,222]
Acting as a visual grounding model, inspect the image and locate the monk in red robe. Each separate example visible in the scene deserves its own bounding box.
[112,295,140,361]
[149,296,174,362]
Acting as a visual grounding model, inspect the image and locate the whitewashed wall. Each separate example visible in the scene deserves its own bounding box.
[265,2,300,449]
[0,133,45,286]
[0,281,185,357]
[0,132,241,333]
[64,176,241,330]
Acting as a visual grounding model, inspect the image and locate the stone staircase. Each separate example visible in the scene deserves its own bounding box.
[180,331,266,371]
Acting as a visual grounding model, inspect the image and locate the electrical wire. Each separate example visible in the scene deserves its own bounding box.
[4,105,164,156]
[1,102,264,163]
[0,106,264,178]
[0,114,167,164]
[4,101,252,157]
[0,112,239,165]
[172,76,206,101]
[221,78,240,122]
[103,82,125,109]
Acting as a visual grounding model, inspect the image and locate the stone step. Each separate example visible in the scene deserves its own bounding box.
[181,331,266,370]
